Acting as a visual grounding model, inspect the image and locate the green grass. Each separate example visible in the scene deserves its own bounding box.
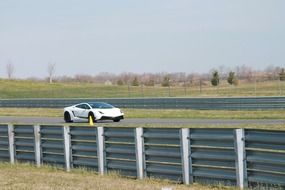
[0,79,285,98]
[125,109,285,119]
[0,163,233,190]
[1,108,285,119]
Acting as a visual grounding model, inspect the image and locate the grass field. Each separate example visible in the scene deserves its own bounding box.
[1,108,285,119]
[0,79,285,98]
[0,163,231,190]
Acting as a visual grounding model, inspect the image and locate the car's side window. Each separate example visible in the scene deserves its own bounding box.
[76,104,91,110]
[76,104,85,109]
[84,104,91,110]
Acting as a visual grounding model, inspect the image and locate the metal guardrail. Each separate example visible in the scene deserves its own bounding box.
[1,97,285,110]
[14,125,35,163]
[245,129,285,187]
[143,128,182,181]
[190,128,236,185]
[70,126,98,170]
[0,124,285,189]
[105,127,137,177]
[41,125,65,167]
[0,125,9,162]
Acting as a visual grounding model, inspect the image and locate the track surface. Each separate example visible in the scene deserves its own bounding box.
[0,116,284,126]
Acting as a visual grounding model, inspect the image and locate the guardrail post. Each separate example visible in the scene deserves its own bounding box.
[34,125,41,167]
[63,125,71,172]
[234,129,248,189]
[8,124,15,164]
[180,128,192,184]
[97,127,105,175]
[135,128,144,179]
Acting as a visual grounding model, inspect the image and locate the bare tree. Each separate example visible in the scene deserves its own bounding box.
[218,65,227,80]
[47,63,56,83]
[264,65,281,80]
[235,65,253,81]
[74,74,94,83]
[6,61,14,79]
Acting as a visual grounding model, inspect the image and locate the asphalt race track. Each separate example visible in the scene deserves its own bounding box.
[0,116,284,126]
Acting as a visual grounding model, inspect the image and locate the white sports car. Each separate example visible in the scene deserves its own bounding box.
[63,102,124,123]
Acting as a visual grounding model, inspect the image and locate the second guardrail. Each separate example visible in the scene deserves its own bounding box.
[1,97,285,110]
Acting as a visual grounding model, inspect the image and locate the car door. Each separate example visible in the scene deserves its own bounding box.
[78,104,90,118]
[73,104,86,118]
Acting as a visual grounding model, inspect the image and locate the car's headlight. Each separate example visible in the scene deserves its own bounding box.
[99,111,104,114]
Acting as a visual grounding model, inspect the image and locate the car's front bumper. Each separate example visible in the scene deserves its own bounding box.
[99,115,124,120]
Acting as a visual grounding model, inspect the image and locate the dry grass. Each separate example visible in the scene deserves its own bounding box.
[0,79,285,98]
[0,163,234,190]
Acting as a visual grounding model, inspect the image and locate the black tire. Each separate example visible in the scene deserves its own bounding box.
[113,118,120,122]
[64,112,72,123]
[88,112,96,123]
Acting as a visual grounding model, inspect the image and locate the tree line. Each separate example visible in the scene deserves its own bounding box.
[3,62,285,87]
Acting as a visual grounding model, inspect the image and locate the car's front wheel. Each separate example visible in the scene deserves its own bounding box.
[88,112,96,123]
[113,118,121,122]
[64,112,72,123]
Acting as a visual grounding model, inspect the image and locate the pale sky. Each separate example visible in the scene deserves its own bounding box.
[0,0,284,78]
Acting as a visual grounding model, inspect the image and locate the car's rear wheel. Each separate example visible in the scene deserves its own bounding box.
[64,112,72,123]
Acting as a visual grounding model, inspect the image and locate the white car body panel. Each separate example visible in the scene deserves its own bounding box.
[63,102,124,123]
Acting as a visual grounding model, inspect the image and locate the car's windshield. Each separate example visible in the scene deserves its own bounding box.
[89,102,114,109]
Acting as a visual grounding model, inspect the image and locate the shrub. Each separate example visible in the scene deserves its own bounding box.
[211,70,219,86]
